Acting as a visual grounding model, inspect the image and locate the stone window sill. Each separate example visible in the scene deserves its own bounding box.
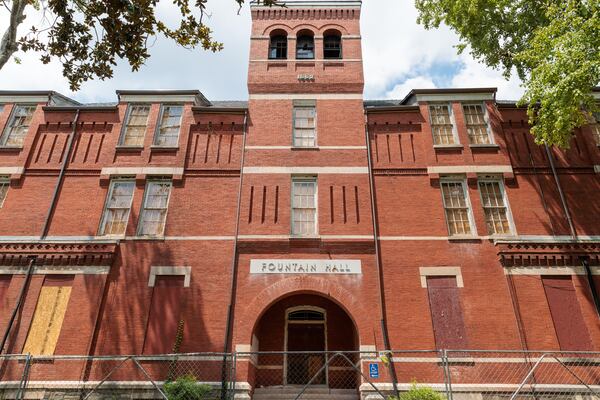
[433,144,463,150]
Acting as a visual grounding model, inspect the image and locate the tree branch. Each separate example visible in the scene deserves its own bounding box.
[0,0,28,69]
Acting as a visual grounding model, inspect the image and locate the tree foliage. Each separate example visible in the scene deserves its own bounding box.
[0,0,277,90]
[415,0,600,147]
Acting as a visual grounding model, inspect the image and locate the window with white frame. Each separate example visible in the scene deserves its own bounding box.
[0,105,36,147]
[591,112,600,145]
[440,179,475,236]
[120,104,150,147]
[291,178,317,236]
[137,180,172,236]
[429,104,457,145]
[293,106,316,147]
[154,105,183,147]
[463,103,492,144]
[99,179,135,236]
[478,178,512,235]
[0,177,9,208]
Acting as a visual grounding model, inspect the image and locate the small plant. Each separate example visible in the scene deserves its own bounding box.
[164,375,212,400]
[388,382,446,400]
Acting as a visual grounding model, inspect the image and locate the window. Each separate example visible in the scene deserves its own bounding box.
[440,179,475,236]
[293,106,316,147]
[426,276,468,349]
[292,178,317,236]
[0,104,36,147]
[120,104,150,147]
[138,180,172,236]
[296,32,315,59]
[478,179,512,235]
[323,31,342,59]
[269,32,287,59]
[22,275,73,355]
[143,275,186,354]
[429,104,457,145]
[154,105,183,147]
[463,103,492,144]
[591,112,600,145]
[542,276,592,351]
[99,179,135,236]
[0,177,8,208]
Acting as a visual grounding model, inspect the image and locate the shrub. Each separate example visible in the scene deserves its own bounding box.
[164,375,213,400]
[388,382,446,400]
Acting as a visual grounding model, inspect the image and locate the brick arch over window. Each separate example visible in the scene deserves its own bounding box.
[263,23,294,36]
[235,276,366,344]
[318,24,349,35]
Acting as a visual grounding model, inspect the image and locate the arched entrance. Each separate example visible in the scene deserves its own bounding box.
[252,293,359,389]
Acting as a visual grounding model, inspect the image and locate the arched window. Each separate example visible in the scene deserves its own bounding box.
[287,309,325,321]
[269,31,288,59]
[296,31,315,59]
[323,30,342,59]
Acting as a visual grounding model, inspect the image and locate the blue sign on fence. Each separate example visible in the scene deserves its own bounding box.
[369,363,379,378]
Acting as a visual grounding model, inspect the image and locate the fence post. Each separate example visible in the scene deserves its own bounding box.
[230,352,237,400]
[441,350,453,400]
[15,353,31,400]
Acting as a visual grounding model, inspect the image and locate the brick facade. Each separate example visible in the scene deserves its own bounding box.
[0,1,599,395]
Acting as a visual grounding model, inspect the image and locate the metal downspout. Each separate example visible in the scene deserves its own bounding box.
[364,110,400,397]
[221,110,248,399]
[41,109,81,239]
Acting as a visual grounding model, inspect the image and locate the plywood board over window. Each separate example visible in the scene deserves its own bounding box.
[22,275,74,356]
[426,276,468,349]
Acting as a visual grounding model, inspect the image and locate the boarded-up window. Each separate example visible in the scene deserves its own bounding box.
[427,276,468,349]
[22,275,73,355]
[143,275,186,354]
[542,276,592,351]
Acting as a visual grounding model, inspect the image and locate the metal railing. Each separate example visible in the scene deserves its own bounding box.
[0,350,599,399]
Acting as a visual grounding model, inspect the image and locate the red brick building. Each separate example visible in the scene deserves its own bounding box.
[0,0,600,398]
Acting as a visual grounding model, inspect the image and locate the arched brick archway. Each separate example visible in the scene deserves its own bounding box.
[234,275,366,346]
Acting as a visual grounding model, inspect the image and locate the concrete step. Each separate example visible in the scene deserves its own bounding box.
[253,386,359,400]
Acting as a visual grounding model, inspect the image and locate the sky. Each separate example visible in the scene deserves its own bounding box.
[0,1,524,104]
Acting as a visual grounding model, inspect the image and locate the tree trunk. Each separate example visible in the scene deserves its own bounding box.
[0,0,28,71]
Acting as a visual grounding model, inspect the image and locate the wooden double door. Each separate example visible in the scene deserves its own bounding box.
[286,323,326,385]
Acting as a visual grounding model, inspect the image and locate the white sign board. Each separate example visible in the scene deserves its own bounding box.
[250,259,362,275]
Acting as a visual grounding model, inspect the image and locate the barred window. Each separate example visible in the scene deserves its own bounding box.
[323,32,342,59]
[440,180,474,236]
[1,105,35,147]
[0,177,8,208]
[154,105,183,147]
[463,103,492,144]
[120,105,150,147]
[429,104,456,145]
[293,106,316,147]
[591,112,600,145]
[292,178,317,236]
[479,180,511,235]
[138,181,172,236]
[99,179,135,236]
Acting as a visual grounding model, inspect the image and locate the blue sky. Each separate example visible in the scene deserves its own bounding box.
[0,1,524,103]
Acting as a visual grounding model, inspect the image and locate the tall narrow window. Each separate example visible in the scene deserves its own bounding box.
[0,105,36,147]
[144,275,186,354]
[542,276,592,351]
[479,179,512,235]
[440,179,474,236]
[138,180,172,236]
[429,104,457,145]
[99,179,135,236]
[591,112,600,145]
[269,32,287,60]
[463,103,492,144]
[0,177,9,208]
[154,105,183,147]
[293,106,316,147]
[120,104,150,147]
[22,275,73,356]
[426,276,468,349]
[296,32,315,59]
[323,31,342,59]
[292,178,317,236]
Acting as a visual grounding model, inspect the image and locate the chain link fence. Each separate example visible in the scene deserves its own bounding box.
[0,350,599,399]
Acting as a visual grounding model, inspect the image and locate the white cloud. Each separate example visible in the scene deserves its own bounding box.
[0,0,523,102]
[385,76,436,99]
